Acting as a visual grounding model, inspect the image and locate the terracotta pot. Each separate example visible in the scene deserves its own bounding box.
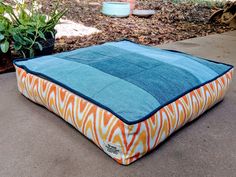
[129,0,136,11]
[121,0,136,11]
[0,50,14,74]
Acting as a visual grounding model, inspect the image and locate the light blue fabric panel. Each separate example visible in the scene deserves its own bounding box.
[93,80,160,120]
[16,55,160,122]
[188,55,232,74]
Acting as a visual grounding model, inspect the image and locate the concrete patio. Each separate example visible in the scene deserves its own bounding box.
[0,31,235,177]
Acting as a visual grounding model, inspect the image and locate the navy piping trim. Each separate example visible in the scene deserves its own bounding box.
[13,41,234,125]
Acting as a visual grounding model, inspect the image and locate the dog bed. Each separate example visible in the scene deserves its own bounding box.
[14,41,234,165]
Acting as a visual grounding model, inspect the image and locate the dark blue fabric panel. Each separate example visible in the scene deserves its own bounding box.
[62,50,110,64]
[61,45,130,65]
[63,45,163,69]
[112,52,163,69]
[87,53,164,79]
[61,45,165,79]
[89,58,145,79]
[126,64,201,104]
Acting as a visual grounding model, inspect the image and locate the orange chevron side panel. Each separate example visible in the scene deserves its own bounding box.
[15,66,233,165]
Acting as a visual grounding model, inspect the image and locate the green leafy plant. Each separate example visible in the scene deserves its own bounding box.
[7,0,67,58]
[0,1,13,54]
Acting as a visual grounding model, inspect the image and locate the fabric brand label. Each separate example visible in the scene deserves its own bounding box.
[102,141,122,159]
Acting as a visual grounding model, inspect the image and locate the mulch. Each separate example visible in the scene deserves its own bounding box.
[18,0,236,52]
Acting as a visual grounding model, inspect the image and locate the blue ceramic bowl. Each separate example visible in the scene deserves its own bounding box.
[102,2,130,18]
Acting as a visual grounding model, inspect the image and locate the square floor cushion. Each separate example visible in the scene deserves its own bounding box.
[14,41,234,165]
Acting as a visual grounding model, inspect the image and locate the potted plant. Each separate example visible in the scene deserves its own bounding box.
[0,2,13,73]
[7,0,67,58]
